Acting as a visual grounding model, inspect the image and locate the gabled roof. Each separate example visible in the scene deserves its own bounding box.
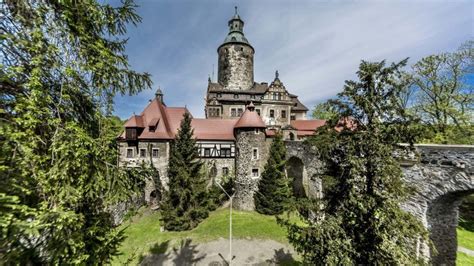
[124,115,144,128]
[119,98,187,140]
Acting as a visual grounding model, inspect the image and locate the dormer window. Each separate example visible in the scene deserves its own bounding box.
[125,128,137,140]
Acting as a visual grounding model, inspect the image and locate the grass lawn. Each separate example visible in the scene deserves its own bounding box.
[457,217,474,265]
[112,207,292,265]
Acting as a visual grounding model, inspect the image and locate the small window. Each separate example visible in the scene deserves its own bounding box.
[140,148,146,158]
[231,108,237,117]
[234,94,239,99]
[281,110,287,119]
[252,148,259,160]
[204,148,211,157]
[256,109,261,116]
[252,168,259,178]
[217,93,222,98]
[221,148,231,157]
[237,108,243,117]
[126,148,133,158]
[290,115,296,121]
[270,109,275,118]
[209,107,220,117]
[152,148,159,158]
[149,126,156,132]
[272,93,277,100]
[250,95,255,99]
[126,128,137,140]
[278,93,282,100]
[223,167,229,176]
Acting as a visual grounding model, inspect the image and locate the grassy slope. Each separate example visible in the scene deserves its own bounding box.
[457,195,474,265]
[114,206,474,265]
[113,208,290,265]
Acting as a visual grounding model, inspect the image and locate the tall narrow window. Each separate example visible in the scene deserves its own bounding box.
[139,148,146,158]
[252,148,259,160]
[126,148,133,158]
[231,108,237,117]
[152,148,159,158]
[269,109,275,118]
[281,110,287,119]
[237,108,243,117]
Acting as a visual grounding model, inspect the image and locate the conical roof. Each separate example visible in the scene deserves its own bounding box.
[234,102,266,129]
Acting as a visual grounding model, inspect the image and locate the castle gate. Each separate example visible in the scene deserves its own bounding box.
[285,141,324,199]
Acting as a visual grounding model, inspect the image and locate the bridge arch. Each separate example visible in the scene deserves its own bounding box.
[401,145,474,264]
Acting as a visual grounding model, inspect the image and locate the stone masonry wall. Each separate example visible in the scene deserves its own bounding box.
[218,43,254,91]
[234,129,270,210]
[118,141,170,204]
[400,144,474,265]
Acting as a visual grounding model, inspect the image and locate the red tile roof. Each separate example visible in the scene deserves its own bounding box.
[124,115,145,128]
[234,105,266,129]
[192,119,238,140]
[290,120,326,131]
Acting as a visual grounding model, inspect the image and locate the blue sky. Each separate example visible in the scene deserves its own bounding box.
[113,0,473,119]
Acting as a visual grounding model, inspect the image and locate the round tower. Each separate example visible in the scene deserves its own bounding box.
[217,7,254,91]
[233,103,267,210]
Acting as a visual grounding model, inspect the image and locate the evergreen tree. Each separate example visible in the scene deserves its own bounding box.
[254,133,291,215]
[161,112,209,231]
[0,0,150,264]
[281,59,428,264]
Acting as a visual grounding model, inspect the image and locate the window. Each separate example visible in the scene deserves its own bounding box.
[222,167,229,176]
[250,94,255,99]
[290,114,296,121]
[252,148,259,160]
[272,93,277,100]
[139,148,146,158]
[237,108,243,117]
[204,148,211,157]
[217,93,222,98]
[149,126,156,132]
[281,110,287,119]
[231,108,237,117]
[221,148,231,157]
[209,107,220,117]
[256,109,261,116]
[233,94,239,99]
[125,128,137,140]
[277,93,282,100]
[152,148,159,158]
[126,148,133,158]
[252,168,259,178]
[269,109,275,118]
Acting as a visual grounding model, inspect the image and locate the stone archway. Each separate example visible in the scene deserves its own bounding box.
[286,156,307,198]
[401,145,474,264]
[285,141,324,199]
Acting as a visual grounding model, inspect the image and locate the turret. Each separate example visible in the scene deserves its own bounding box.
[233,102,268,210]
[217,7,255,91]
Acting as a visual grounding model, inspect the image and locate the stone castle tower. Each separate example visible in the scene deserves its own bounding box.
[217,7,254,91]
[233,103,269,210]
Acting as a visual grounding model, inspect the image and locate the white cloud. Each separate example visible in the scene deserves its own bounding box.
[114,0,473,119]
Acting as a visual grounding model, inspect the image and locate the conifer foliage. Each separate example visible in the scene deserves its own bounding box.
[254,133,291,215]
[1,0,151,264]
[160,112,210,231]
[282,60,428,264]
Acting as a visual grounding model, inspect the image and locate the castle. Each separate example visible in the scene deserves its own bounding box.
[118,8,326,210]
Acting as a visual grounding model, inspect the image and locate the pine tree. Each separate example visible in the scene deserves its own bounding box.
[254,133,291,215]
[0,0,150,264]
[161,112,209,231]
[282,59,428,264]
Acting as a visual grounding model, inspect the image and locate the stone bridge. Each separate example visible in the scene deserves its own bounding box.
[284,142,474,265]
